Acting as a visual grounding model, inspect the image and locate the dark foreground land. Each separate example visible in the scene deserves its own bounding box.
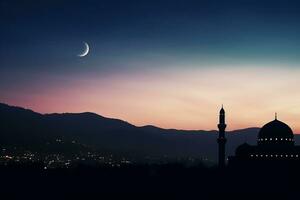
[0,162,299,200]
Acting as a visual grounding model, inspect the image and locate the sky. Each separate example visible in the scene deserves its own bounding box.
[1,0,300,132]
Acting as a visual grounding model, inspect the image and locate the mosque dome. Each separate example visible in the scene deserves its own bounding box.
[235,143,252,156]
[258,118,294,145]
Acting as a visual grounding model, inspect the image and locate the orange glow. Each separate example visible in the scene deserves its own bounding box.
[3,65,300,133]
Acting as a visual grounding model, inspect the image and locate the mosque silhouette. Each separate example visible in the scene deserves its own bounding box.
[217,107,300,167]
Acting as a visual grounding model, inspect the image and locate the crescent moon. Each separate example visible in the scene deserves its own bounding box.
[78,42,89,57]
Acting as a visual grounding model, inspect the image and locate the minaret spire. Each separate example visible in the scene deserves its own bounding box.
[275,112,277,120]
[217,106,227,168]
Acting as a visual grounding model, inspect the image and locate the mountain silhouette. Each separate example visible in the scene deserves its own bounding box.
[1,103,299,162]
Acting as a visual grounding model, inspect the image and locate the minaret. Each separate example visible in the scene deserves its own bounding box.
[217,105,227,168]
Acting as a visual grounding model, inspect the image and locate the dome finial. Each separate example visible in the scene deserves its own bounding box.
[275,112,277,120]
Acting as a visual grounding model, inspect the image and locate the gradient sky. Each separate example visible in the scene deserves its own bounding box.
[1,0,300,132]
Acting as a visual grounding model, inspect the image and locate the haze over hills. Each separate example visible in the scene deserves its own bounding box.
[1,103,299,162]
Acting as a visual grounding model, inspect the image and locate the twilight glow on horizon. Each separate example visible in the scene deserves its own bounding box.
[1,0,300,132]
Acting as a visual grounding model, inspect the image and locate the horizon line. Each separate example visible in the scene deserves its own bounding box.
[2,101,300,134]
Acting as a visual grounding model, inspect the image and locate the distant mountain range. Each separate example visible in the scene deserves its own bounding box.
[1,103,299,162]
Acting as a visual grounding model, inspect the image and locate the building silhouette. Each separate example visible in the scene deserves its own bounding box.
[217,106,226,168]
[228,114,300,166]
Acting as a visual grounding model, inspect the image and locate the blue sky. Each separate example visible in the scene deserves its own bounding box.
[1,0,300,131]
